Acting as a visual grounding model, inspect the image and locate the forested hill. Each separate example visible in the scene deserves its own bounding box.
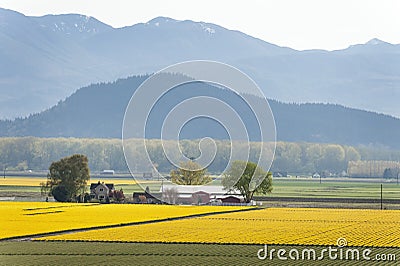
[1,75,400,149]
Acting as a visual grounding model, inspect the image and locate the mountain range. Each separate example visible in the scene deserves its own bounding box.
[1,75,400,149]
[1,7,400,119]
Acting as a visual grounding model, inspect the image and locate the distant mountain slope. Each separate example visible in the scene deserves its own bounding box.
[1,8,400,118]
[0,8,117,118]
[1,75,399,149]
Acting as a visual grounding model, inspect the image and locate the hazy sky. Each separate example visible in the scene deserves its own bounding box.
[0,0,399,50]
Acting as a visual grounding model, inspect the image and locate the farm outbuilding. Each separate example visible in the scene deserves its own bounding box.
[160,185,242,205]
[218,195,242,204]
[192,191,210,205]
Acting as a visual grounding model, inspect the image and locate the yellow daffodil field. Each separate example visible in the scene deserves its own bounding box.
[40,208,400,248]
[1,202,399,265]
[0,202,244,240]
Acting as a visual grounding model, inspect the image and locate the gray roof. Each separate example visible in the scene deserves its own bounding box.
[90,182,114,190]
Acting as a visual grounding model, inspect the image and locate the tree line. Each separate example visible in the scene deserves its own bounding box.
[348,160,400,178]
[1,137,400,174]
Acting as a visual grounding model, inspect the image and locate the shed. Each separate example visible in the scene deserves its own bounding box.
[219,195,242,204]
[192,191,210,205]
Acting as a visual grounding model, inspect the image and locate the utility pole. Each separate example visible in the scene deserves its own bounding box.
[3,166,5,179]
[380,184,383,210]
[161,178,164,204]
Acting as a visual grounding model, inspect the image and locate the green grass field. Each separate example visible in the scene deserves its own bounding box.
[271,179,400,199]
[1,241,398,266]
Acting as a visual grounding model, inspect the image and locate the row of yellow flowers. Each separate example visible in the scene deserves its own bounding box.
[0,202,244,239]
[40,208,400,247]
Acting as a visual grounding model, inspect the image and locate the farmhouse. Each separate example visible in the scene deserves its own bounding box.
[90,181,115,202]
